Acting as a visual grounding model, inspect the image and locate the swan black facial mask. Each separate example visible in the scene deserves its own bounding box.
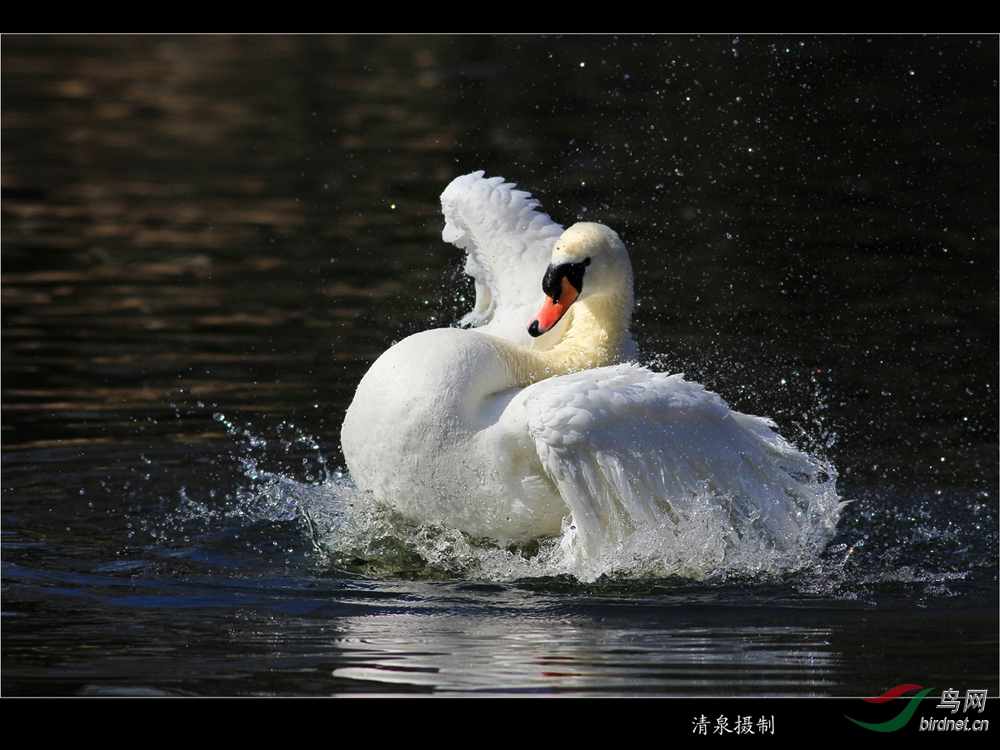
[528,258,591,338]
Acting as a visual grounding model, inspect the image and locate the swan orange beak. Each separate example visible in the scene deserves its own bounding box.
[528,277,579,338]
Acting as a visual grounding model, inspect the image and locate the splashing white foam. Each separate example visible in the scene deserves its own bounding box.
[281,470,841,583]
[194,411,841,583]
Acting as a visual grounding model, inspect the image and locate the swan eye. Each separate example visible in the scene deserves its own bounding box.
[543,258,590,302]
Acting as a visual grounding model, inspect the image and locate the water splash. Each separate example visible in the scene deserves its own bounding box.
[273,469,842,584]
[127,403,843,583]
[132,401,995,596]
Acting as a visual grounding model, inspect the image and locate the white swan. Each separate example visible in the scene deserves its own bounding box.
[341,172,841,561]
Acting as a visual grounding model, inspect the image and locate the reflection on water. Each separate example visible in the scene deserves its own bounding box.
[2,35,997,696]
[330,614,838,694]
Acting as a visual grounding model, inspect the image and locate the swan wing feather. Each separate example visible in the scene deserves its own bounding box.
[441,171,564,345]
[525,364,837,557]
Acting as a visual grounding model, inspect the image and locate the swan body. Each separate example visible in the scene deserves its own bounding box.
[341,172,840,560]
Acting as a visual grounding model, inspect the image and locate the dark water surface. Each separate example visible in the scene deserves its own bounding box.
[3,35,997,696]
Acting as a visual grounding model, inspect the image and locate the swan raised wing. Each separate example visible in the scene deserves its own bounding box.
[441,171,563,348]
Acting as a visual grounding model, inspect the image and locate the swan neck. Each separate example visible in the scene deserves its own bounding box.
[531,291,633,376]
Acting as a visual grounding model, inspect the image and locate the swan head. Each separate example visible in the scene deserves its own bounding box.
[528,222,633,338]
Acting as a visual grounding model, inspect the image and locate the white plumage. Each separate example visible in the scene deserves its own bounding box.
[341,171,841,562]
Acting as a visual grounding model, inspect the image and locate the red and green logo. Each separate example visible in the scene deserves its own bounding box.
[845,684,935,732]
